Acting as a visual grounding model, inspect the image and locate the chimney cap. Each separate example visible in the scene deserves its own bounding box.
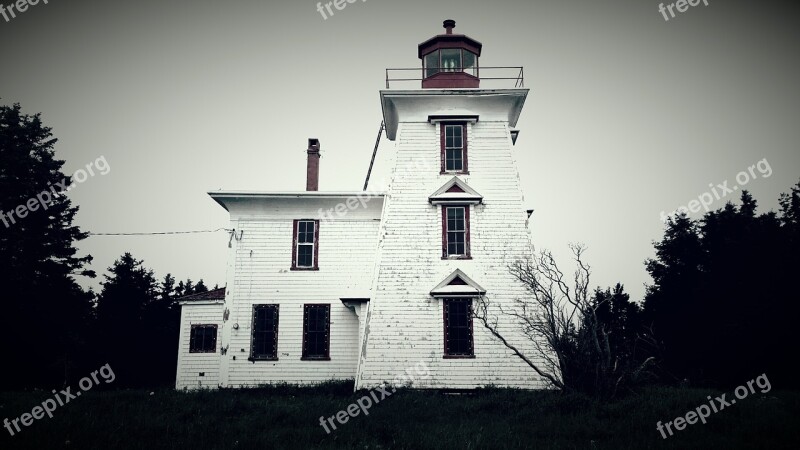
[443,19,456,34]
[307,138,320,151]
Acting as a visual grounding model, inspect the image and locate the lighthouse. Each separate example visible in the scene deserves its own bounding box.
[355,21,547,389]
[174,20,548,391]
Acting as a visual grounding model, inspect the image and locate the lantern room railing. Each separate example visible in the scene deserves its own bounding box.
[384,66,524,89]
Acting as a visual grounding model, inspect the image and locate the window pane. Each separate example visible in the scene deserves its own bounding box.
[463,51,477,77]
[298,244,313,267]
[445,300,473,356]
[252,306,278,359]
[444,125,464,172]
[303,305,330,358]
[440,49,462,72]
[190,325,217,353]
[425,51,439,78]
[298,221,315,244]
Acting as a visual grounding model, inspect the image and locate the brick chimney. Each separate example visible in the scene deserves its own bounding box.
[306,138,320,191]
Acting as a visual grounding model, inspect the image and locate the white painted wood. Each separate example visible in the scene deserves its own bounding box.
[175,302,224,390]
[356,108,550,390]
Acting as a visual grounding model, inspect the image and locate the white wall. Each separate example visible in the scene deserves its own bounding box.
[357,119,551,390]
[175,301,224,390]
[219,197,383,387]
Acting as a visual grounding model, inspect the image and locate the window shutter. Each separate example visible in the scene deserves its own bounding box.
[440,124,446,173]
[462,124,469,172]
[465,206,471,258]
[291,219,298,269]
[313,219,320,269]
[441,207,448,258]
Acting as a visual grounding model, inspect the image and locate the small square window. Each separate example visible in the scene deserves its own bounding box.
[189,325,217,353]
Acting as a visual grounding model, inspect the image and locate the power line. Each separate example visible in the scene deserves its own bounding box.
[89,228,232,236]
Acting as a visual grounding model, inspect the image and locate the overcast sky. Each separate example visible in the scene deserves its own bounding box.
[1,0,798,300]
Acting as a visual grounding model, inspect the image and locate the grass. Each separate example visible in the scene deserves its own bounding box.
[0,382,798,449]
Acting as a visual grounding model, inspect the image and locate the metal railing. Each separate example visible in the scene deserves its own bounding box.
[385,66,524,89]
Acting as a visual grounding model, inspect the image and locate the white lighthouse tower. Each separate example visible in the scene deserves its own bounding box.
[356,20,549,389]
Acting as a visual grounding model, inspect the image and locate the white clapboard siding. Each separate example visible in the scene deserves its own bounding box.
[219,197,384,387]
[175,302,224,390]
[356,119,551,390]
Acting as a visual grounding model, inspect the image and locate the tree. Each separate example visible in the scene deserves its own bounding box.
[474,245,652,398]
[0,103,95,388]
[643,186,800,387]
[96,253,158,387]
[194,279,208,293]
[159,273,176,300]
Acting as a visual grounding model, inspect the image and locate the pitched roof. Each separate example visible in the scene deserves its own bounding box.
[178,287,226,302]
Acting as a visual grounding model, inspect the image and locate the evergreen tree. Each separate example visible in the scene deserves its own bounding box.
[160,273,176,300]
[194,279,208,293]
[96,253,158,387]
[0,103,95,388]
[643,187,800,387]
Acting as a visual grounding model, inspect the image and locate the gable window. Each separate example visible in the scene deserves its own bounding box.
[440,123,468,174]
[292,219,319,270]
[302,304,330,360]
[444,299,474,357]
[442,205,471,259]
[189,325,217,353]
[251,305,279,360]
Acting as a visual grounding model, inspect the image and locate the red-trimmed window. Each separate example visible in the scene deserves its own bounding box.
[444,299,474,357]
[189,325,218,353]
[292,219,319,270]
[440,123,468,174]
[250,305,279,360]
[442,206,471,259]
[302,304,330,360]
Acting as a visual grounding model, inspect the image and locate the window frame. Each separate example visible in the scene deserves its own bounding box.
[443,299,475,358]
[302,304,331,361]
[189,324,218,354]
[423,49,479,78]
[250,304,280,361]
[291,219,319,270]
[441,205,471,260]
[440,123,468,174]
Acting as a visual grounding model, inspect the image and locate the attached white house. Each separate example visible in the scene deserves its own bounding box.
[176,20,551,390]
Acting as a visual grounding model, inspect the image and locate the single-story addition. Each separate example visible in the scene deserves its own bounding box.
[176,20,553,391]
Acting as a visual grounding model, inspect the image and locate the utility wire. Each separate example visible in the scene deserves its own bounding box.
[89,228,232,236]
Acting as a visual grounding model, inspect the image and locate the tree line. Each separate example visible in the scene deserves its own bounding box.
[0,103,215,389]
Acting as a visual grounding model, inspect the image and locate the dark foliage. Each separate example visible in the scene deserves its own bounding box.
[643,185,800,388]
[0,103,95,388]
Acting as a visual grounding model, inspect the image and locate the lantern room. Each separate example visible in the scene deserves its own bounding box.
[418,20,482,89]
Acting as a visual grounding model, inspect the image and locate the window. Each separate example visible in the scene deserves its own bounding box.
[444,299,474,357]
[189,325,217,353]
[423,50,479,77]
[440,49,462,72]
[425,52,439,78]
[251,305,279,360]
[440,124,468,174]
[292,219,319,270]
[302,304,330,360]
[442,206,470,259]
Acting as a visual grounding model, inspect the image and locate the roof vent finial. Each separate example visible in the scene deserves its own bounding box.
[443,19,456,35]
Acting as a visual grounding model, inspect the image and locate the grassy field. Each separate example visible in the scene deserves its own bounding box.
[0,383,797,449]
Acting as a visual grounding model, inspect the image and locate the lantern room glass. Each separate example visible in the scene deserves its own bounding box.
[423,49,479,78]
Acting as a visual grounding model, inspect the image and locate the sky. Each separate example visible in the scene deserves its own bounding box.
[1,0,798,300]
